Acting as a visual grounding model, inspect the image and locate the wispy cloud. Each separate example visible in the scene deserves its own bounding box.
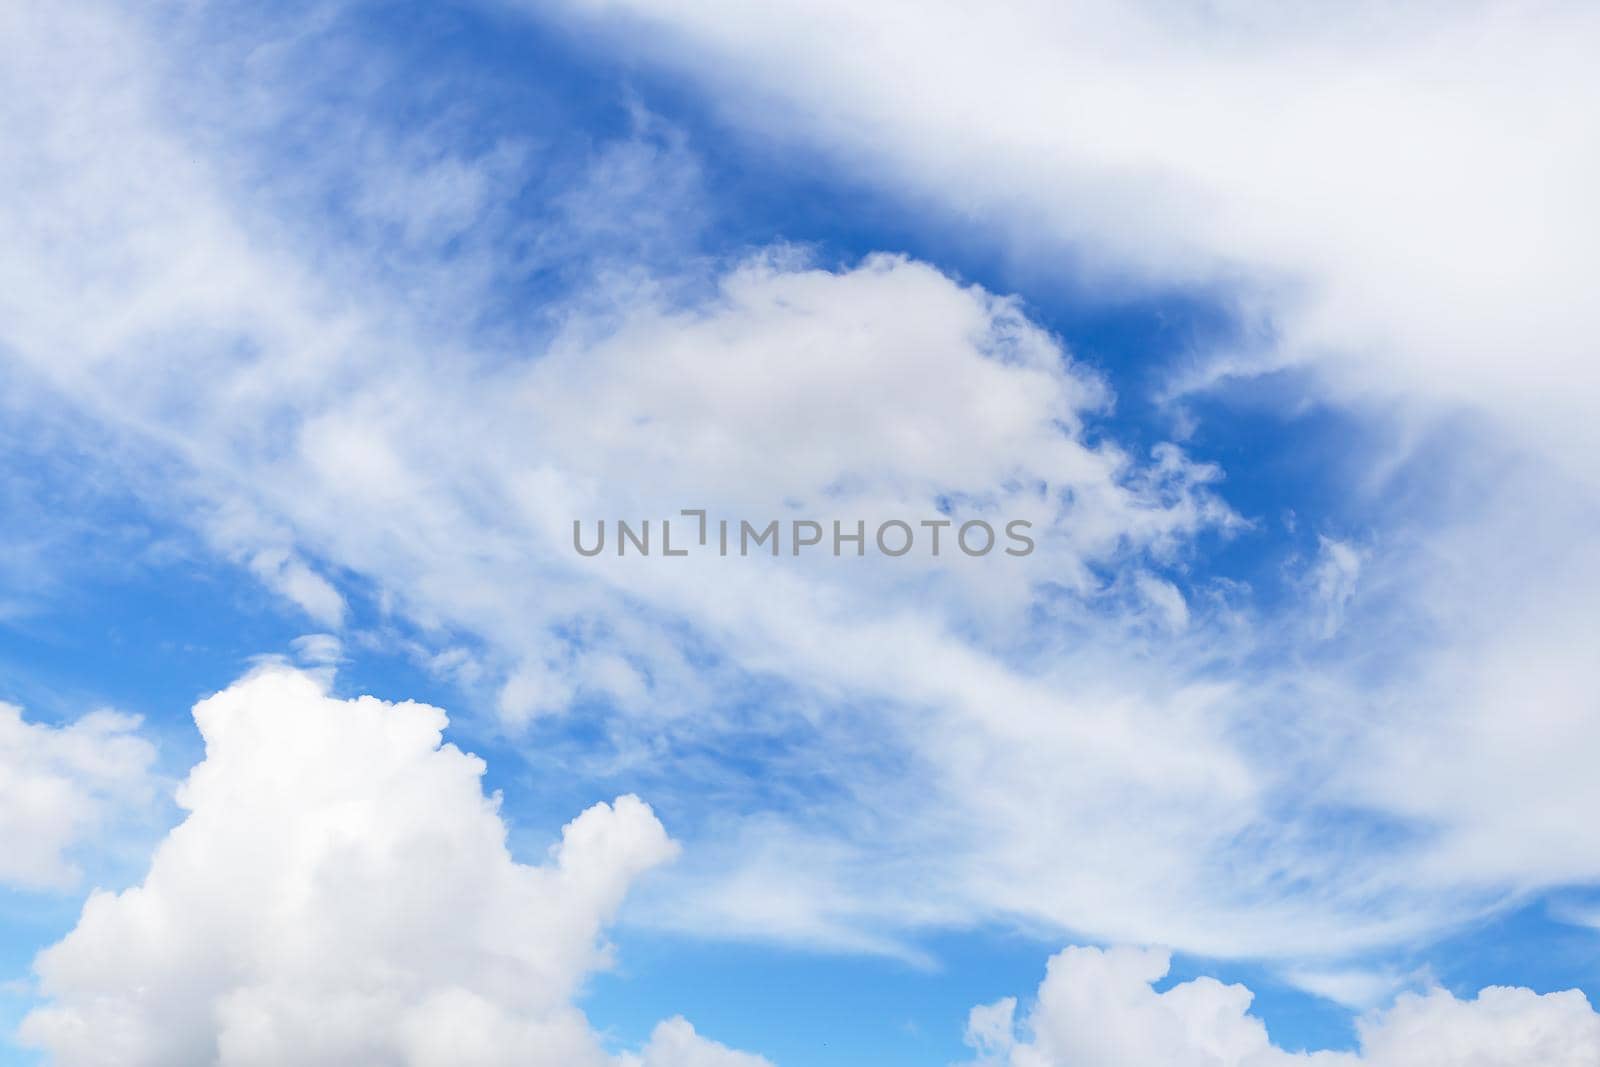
[5,0,1600,1037]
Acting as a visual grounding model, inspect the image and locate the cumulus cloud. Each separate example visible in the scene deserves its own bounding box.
[966,945,1600,1067]
[19,666,760,1067]
[0,701,155,891]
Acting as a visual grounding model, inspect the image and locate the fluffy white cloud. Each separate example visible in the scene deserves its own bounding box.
[966,946,1600,1067]
[19,666,763,1067]
[0,701,155,890]
[6,0,1600,997]
[518,0,1600,972]
[0,0,1269,962]
[540,0,1600,466]
[623,1018,775,1067]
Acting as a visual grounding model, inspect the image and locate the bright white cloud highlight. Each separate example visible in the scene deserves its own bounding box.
[19,666,762,1067]
[966,946,1600,1067]
[0,0,1265,962]
[6,0,1600,998]
[624,1018,776,1067]
[0,701,155,891]
[543,0,1600,464]
[520,0,1600,977]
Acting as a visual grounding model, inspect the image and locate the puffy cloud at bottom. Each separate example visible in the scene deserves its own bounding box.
[18,665,1598,1067]
[966,946,1600,1067]
[18,666,769,1067]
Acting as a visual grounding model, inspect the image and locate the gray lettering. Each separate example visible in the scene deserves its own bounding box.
[741,519,780,556]
[958,519,995,556]
[680,508,708,545]
[834,519,866,556]
[920,518,951,556]
[1004,519,1035,557]
[573,519,605,557]
[663,519,688,556]
[792,520,823,555]
[876,520,913,557]
[618,519,649,556]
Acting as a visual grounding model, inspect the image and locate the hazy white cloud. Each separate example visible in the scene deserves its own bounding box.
[289,632,344,668]
[540,0,1600,467]
[966,945,1600,1067]
[516,0,1600,977]
[1333,466,1600,894]
[6,0,1600,1002]
[247,548,346,628]
[1308,537,1362,639]
[0,702,156,890]
[0,0,1269,962]
[623,1018,776,1067]
[19,666,761,1067]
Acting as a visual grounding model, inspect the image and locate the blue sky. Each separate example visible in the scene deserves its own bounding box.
[4,2,1600,1066]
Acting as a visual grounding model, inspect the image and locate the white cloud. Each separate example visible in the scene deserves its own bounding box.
[1308,537,1362,639]
[538,0,1600,468]
[1136,573,1190,632]
[0,701,155,891]
[0,0,1265,961]
[289,633,344,668]
[246,548,347,629]
[514,0,1600,974]
[7,0,1600,998]
[1332,465,1600,893]
[18,666,762,1067]
[623,1018,775,1067]
[1281,967,1408,1014]
[966,945,1600,1067]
